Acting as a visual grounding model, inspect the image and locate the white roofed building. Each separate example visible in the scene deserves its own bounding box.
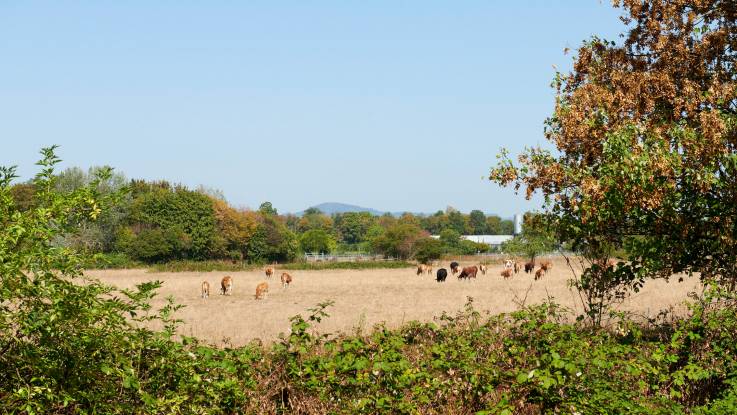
[431,234,514,249]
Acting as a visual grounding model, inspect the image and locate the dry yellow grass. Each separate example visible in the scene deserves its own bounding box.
[87,257,703,346]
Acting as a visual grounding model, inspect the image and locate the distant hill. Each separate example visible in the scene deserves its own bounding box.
[297,202,385,216]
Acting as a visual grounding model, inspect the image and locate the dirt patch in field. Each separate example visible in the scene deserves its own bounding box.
[87,258,702,346]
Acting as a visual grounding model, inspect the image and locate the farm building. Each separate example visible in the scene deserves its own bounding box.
[431,234,514,249]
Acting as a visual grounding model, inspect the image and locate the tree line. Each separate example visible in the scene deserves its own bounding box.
[8,167,514,264]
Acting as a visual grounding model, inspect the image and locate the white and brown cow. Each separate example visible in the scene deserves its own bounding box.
[255,282,269,300]
[280,272,293,288]
[201,281,210,298]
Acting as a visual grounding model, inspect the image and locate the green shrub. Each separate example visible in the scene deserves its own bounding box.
[299,229,337,254]
[148,260,259,273]
[413,237,444,264]
[82,252,141,269]
[280,260,412,271]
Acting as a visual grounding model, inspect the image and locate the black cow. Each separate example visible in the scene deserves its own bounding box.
[436,268,448,282]
[450,261,460,274]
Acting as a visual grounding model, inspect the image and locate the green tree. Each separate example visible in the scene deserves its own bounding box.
[370,223,427,260]
[468,210,487,235]
[124,227,187,262]
[439,228,462,251]
[486,215,502,234]
[247,213,298,262]
[259,201,278,215]
[413,237,444,264]
[500,213,557,261]
[420,210,449,235]
[126,185,217,261]
[446,207,469,234]
[334,211,375,245]
[300,229,337,254]
[499,219,514,235]
[52,166,129,253]
[458,239,490,255]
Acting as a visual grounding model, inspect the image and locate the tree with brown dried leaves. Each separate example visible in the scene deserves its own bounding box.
[491,0,737,321]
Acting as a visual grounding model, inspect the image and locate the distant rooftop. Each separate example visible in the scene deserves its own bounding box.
[431,234,514,246]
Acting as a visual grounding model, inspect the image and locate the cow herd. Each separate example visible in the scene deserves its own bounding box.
[418,258,555,283]
[200,258,557,301]
[200,266,293,301]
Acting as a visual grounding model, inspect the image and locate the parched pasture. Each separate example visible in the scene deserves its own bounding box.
[87,257,702,346]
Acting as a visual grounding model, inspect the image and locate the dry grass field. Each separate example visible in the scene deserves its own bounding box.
[87,257,703,346]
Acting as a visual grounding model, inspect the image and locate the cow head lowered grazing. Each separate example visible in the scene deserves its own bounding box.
[457,266,478,280]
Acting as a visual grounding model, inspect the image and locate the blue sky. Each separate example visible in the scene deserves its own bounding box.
[1,1,624,217]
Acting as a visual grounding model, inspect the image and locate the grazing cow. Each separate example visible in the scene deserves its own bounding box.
[265,266,274,279]
[201,281,210,299]
[436,268,448,282]
[540,260,553,272]
[479,264,487,275]
[535,268,545,281]
[458,266,478,280]
[501,268,512,279]
[524,261,535,274]
[281,272,293,288]
[255,282,269,300]
[426,264,433,275]
[416,264,426,276]
[513,261,521,274]
[450,262,460,275]
[220,275,233,296]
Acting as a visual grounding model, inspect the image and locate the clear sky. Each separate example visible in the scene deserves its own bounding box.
[1,1,624,217]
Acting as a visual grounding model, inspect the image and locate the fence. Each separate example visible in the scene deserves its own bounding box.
[303,253,397,262]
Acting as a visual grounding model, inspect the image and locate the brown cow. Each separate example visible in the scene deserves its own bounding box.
[479,264,487,275]
[265,266,274,279]
[540,260,553,272]
[255,282,269,300]
[450,262,460,274]
[524,261,535,273]
[280,272,293,288]
[416,264,426,276]
[220,275,233,296]
[535,268,545,281]
[513,261,521,274]
[501,268,512,279]
[457,266,478,280]
[426,264,433,275]
[201,281,210,299]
